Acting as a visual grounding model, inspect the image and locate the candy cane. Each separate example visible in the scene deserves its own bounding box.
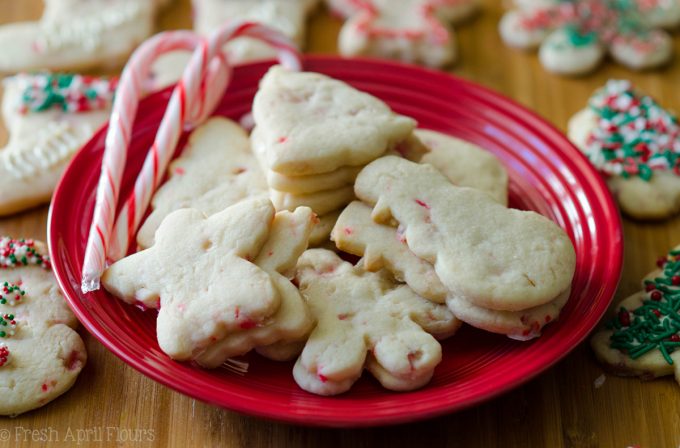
[106,21,302,264]
[81,31,210,294]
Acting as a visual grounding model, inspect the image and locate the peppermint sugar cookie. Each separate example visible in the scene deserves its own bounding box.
[332,201,570,339]
[0,237,87,416]
[151,0,319,88]
[136,117,267,249]
[251,66,415,238]
[591,246,680,385]
[568,80,680,219]
[103,199,281,360]
[104,198,315,365]
[0,0,165,73]
[415,129,508,205]
[252,66,416,176]
[193,206,315,367]
[329,0,478,67]
[0,73,115,216]
[293,249,460,395]
[355,156,576,313]
[499,0,679,75]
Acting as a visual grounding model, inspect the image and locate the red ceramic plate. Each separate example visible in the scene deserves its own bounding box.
[48,56,623,427]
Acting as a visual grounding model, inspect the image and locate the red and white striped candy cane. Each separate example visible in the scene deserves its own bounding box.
[106,21,302,263]
[81,31,209,294]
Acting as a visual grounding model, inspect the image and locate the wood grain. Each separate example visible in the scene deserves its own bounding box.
[1,0,679,447]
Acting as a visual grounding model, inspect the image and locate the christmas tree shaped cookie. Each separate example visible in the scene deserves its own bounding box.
[592,245,680,385]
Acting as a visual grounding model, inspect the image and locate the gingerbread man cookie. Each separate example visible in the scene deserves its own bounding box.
[329,0,478,67]
[0,0,165,73]
[293,249,460,395]
[0,73,116,216]
[103,198,283,360]
[568,80,680,220]
[0,237,87,416]
[193,206,316,367]
[136,117,267,249]
[591,246,680,385]
[499,0,680,75]
[104,198,318,366]
[355,156,575,312]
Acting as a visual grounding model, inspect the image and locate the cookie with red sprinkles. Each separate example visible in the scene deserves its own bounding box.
[499,0,680,75]
[569,80,680,219]
[0,237,86,416]
[591,245,680,385]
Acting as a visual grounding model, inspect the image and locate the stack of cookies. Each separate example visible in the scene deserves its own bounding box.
[250,66,417,245]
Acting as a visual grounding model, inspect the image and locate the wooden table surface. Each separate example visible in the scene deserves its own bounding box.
[1,1,679,447]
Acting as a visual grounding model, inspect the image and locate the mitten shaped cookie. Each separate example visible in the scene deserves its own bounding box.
[293,249,460,395]
[592,246,680,385]
[0,73,115,215]
[0,0,163,73]
[103,198,282,360]
[332,201,570,339]
[0,237,87,416]
[193,206,316,367]
[355,156,575,312]
[568,80,680,220]
[330,0,479,67]
[137,117,267,249]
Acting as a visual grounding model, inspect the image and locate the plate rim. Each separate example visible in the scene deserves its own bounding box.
[48,55,623,427]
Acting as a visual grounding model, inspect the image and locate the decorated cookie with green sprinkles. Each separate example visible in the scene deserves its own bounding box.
[591,245,680,386]
[499,0,680,76]
[0,237,86,416]
[569,80,680,220]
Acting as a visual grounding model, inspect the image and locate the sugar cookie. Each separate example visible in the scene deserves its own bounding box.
[136,117,267,249]
[591,246,680,385]
[568,80,680,220]
[499,0,678,75]
[330,0,478,67]
[0,74,115,215]
[0,237,86,416]
[293,249,459,395]
[0,0,162,73]
[355,156,575,312]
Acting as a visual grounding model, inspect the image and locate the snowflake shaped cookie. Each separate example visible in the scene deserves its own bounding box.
[499,0,680,75]
[329,0,479,67]
[568,80,680,219]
